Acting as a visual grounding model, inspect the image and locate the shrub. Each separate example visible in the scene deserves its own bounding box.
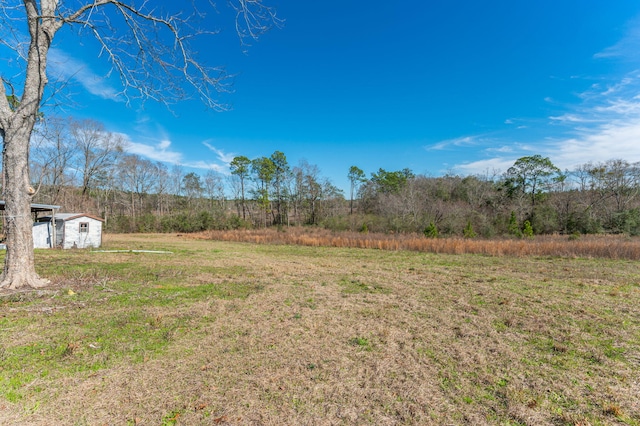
[226,214,253,230]
[531,204,558,234]
[609,209,640,236]
[566,210,602,235]
[463,221,476,238]
[423,222,438,238]
[321,215,351,232]
[196,210,215,231]
[136,213,158,233]
[159,214,194,233]
[106,215,134,233]
[508,211,522,238]
[522,220,534,238]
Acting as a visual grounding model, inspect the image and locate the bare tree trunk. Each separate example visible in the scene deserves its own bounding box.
[0,0,60,289]
[1,120,48,289]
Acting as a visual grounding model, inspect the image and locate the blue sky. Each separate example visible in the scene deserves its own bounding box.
[8,1,640,193]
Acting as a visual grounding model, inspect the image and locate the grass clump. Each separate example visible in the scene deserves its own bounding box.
[338,276,388,294]
[348,337,372,351]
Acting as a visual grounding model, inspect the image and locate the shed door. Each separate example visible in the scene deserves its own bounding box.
[55,219,64,247]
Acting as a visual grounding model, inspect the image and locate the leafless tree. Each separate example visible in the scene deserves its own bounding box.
[170,165,185,198]
[118,153,157,223]
[0,0,279,288]
[294,160,332,226]
[204,170,225,209]
[228,174,244,218]
[154,162,171,215]
[30,116,76,205]
[71,119,124,204]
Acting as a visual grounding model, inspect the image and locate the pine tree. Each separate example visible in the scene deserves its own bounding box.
[463,221,477,238]
[508,211,522,238]
[424,222,439,238]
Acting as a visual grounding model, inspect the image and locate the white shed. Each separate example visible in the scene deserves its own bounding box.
[35,213,104,249]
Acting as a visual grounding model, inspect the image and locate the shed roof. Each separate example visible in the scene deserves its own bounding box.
[39,213,105,222]
[0,201,60,213]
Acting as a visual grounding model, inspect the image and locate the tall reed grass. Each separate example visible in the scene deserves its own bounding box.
[194,228,640,260]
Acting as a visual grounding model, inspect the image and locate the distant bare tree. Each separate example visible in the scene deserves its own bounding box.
[154,162,171,215]
[204,170,225,209]
[118,154,157,222]
[71,119,124,203]
[228,174,244,218]
[170,165,185,199]
[30,116,76,205]
[297,160,322,225]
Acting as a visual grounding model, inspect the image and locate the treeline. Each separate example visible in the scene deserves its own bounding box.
[20,116,640,237]
[352,155,640,237]
[25,117,344,233]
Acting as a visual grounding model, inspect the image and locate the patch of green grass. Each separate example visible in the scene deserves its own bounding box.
[348,336,372,351]
[0,371,36,403]
[0,245,263,403]
[602,340,626,360]
[0,307,190,401]
[108,281,264,308]
[161,409,183,425]
[339,276,388,294]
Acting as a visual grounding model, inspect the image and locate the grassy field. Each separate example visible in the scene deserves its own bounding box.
[1,233,639,425]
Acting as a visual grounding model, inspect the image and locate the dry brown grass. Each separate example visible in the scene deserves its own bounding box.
[0,233,639,425]
[197,227,640,260]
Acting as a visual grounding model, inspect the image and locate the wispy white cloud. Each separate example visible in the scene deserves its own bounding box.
[487,145,514,154]
[594,16,640,61]
[454,158,517,176]
[123,135,184,164]
[560,62,640,149]
[202,141,236,165]
[549,113,601,123]
[456,111,640,176]
[594,97,640,115]
[552,120,640,170]
[187,161,229,174]
[120,134,233,173]
[47,48,120,100]
[426,135,481,151]
[502,117,531,129]
[450,66,640,176]
[158,140,172,150]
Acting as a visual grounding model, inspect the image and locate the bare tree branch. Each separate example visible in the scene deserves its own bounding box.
[0,0,280,289]
[1,1,281,111]
[66,1,278,109]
